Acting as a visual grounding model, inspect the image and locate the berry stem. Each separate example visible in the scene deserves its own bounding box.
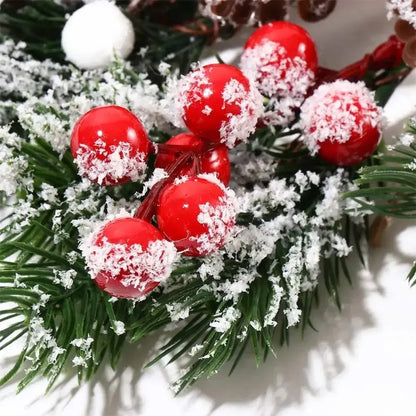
[317,35,405,85]
[135,151,200,222]
[156,142,202,155]
[154,141,220,156]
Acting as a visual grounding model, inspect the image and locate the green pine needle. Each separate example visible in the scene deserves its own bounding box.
[0,0,410,395]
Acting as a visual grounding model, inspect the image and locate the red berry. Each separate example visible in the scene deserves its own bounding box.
[240,21,318,126]
[156,176,236,257]
[84,217,176,298]
[300,80,383,166]
[154,132,231,185]
[71,105,150,185]
[176,63,262,148]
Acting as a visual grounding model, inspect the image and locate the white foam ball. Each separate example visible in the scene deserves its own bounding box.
[61,0,135,70]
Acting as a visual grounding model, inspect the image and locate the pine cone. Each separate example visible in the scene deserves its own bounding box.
[388,0,416,67]
[201,0,336,26]
[297,0,336,22]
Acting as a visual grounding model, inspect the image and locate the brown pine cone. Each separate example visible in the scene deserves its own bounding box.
[201,0,336,26]
[298,0,336,22]
[389,0,416,67]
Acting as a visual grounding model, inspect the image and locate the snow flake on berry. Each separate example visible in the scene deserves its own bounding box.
[75,140,147,185]
[194,192,237,256]
[300,80,383,155]
[80,217,178,299]
[83,230,177,296]
[219,77,263,148]
[241,39,315,126]
[175,64,263,148]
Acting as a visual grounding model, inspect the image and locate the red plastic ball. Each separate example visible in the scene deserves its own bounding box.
[177,63,262,148]
[86,217,176,298]
[240,21,318,126]
[243,22,318,76]
[156,176,236,257]
[300,80,382,166]
[317,121,381,166]
[154,132,231,185]
[71,105,150,185]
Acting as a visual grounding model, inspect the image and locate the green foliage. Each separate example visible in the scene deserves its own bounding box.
[0,0,409,396]
[346,124,416,219]
[0,120,366,393]
[0,0,67,61]
[345,121,416,285]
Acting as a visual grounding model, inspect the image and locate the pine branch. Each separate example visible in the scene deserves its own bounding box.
[346,141,416,218]
[0,29,408,394]
[344,120,416,285]
[0,110,368,393]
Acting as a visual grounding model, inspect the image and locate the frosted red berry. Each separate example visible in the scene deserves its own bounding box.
[156,176,236,257]
[240,21,318,126]
[176,63,262,148]
[71,105,150,185]
[84,217,176,298]
[155,132,231,185]
[300,80,383,166]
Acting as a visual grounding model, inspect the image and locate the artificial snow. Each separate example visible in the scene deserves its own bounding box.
[210,306,241,333]
[386,0,416,28]
[175,66,263,148]
[219,77,263,148]
[53,269,77,289]
[112,320,126,335]
[82,221,177,295]
[241,39,315,126]
[0,36,373,362]
[74,140,148,185]
[300,80,383,154]
[166,302,191,322]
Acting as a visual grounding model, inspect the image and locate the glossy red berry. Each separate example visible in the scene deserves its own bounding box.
[156,176,236,257]
[240,21,318,126]
[300,80,383,166]
[84,217,176,298]
[176,63,262,148]
[155,132,231,185]
[71,105,150,185]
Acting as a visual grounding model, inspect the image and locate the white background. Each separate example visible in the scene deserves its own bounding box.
[2,1,416,415]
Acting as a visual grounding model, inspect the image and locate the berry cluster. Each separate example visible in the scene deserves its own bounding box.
[71,21,383,299]
[72,104,238,299]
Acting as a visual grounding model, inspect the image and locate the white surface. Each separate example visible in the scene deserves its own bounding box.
[3,1,416,416]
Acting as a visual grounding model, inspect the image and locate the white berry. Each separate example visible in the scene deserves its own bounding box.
[61,0,135,70]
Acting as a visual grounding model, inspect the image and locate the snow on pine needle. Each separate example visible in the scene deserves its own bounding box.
[0,39,366,393]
